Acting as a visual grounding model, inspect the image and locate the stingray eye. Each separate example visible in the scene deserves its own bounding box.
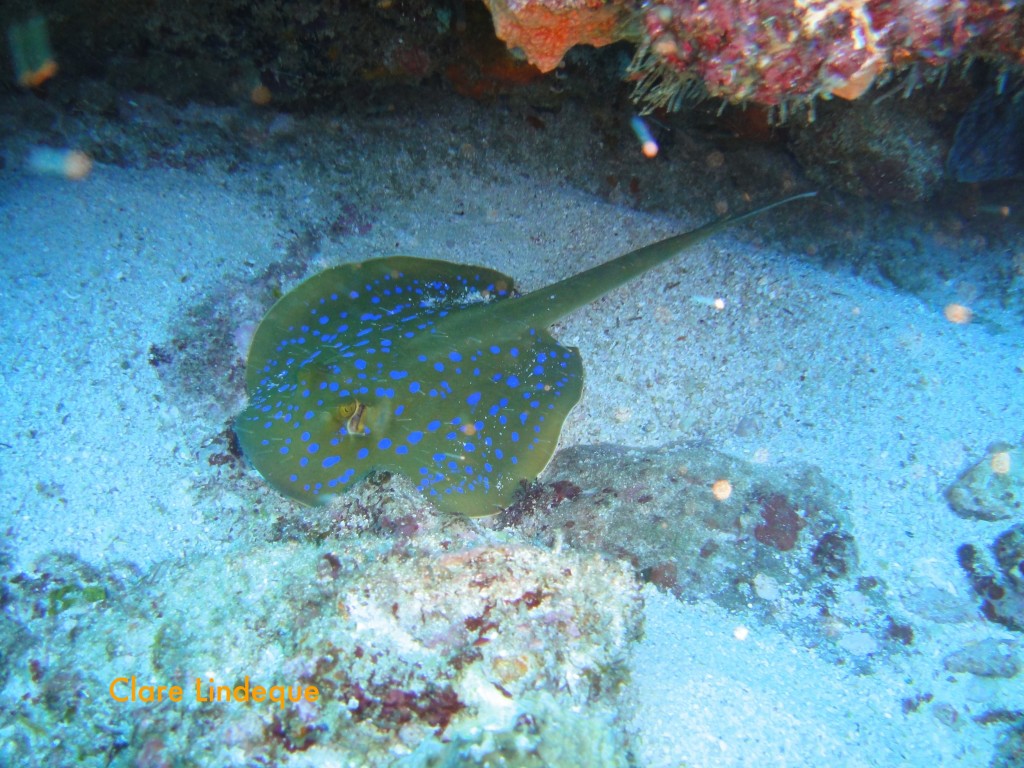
[334,402,357,420]
[337,399,366,436]
[333,400,369,436]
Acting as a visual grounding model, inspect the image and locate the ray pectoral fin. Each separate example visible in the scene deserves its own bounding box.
[234,376,403,506]
[401,327,585,517]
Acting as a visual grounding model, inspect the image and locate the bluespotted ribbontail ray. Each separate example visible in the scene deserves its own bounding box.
[235,192,815,516]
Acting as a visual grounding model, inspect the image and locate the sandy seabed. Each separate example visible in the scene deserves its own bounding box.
[1,89,1022,766]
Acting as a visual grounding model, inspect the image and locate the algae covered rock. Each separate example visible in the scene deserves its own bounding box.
[791,96,947,202]
[507,442,856,606]
[0,480,640,767]
[959,522,1024,633]
[992,718,1024,768]
[504,442,907,661]
[943,638,1021,679]
[947,443,1024,522]
[396,691,630,768]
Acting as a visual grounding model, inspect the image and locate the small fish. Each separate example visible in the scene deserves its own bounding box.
[235,192,815,516]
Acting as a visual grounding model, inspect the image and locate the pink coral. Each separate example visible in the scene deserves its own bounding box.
[631,0,1024,108]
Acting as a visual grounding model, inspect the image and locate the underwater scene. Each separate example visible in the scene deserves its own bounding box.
[1,1,1023,766]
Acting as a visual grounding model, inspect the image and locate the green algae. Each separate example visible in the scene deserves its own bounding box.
[47,583,106,616]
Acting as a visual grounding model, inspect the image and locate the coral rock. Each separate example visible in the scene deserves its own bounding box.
[501,442,908,664]
[943,638,1021,679]
[482,0,631,72]
[947,443,1024,521]
[630,0,1024,109]
[791,95,948,202]
[0,477,641,766]
[958,524,1024,633]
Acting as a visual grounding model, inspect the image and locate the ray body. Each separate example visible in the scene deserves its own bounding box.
[235,192,814,516]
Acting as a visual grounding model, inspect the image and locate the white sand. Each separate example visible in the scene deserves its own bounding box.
[629,587,1012,767]
[1,96,1021,765]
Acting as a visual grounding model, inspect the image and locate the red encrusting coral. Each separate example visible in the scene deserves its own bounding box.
[753,492,807,551]
[339,679,465,733]
[482,0,632,72]
[445,2,547,101]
